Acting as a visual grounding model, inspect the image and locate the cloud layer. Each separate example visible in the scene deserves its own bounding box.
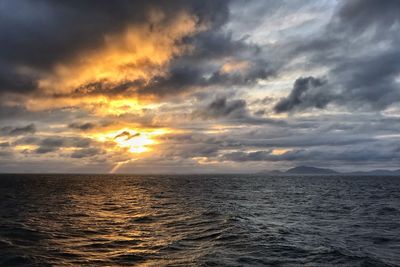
[0,0,399,173]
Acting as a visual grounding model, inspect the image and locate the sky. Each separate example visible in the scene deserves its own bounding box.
[0,0,400,173]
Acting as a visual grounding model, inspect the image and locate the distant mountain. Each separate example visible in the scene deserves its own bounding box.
[285,166,339,175]
[258,165,400,176]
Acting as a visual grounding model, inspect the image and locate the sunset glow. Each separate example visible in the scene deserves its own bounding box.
[115,133,154,154]
[1,2,399,266]
[0,0,399,174]
[92,128,169,156]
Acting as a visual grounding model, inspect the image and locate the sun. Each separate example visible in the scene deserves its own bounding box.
[114,131,155,153]
[93,128,169,154]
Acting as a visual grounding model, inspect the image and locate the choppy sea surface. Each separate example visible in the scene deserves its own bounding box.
[0,174,399,266]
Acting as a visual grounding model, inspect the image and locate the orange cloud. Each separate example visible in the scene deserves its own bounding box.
[36,10,199,95]
[4,9,207,120]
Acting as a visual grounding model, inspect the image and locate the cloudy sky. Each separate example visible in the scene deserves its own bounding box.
[0,0,399,173]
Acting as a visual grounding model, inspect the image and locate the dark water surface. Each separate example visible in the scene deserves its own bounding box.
[0,174,399,266]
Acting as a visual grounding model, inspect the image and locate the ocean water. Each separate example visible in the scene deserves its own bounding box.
[0,175,399,266]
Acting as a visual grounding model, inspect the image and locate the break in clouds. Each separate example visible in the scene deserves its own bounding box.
[0,0,400,173]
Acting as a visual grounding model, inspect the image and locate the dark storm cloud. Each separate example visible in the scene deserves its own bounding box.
[0,123,36,136]
[274,77,329,113]
[0,0,230,94]
[283,0,400,113]
[0,0,229,70]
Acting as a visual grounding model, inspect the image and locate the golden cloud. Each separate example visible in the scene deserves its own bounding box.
[36,9,199,95]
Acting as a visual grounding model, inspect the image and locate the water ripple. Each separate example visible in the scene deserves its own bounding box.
[0,174,399,266]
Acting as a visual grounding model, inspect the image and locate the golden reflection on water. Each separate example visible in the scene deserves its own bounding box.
[47,177,210,266]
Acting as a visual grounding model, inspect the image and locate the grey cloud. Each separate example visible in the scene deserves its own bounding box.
[0,142,9,147]
[135,66,205,97]
[131,26,272,97]
[40,137,64,147]
[71,148,102,158]
[199,97,248,119]
[34,137,64,154]
[253,109,265,116]
[251,96,274,105]
[98,57,273,98]
[35,146,58,154]
[13,136,39,145]
[337,0,400,35]
[157,115,390,166]
[186,31,250,60]
[0,104,90,126]
[284,0,400,113]
[0,150,14,158]
[68,122,96,131]
[222,145,400,163]
[0,64,38,93]
[331,50,400,110]
[192,96,286,126]
[207,64,273,86]
[33,136,92,154]
[0,123,36,136]
[274,76,329,113]
[223,150,272,162]
[160,143,220,159]
[238,134,376,149]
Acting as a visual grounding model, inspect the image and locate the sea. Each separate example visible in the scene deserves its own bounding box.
[0,174,399,266]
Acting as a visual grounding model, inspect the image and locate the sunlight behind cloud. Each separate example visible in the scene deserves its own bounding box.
[94,128,170,155]
[115,132,154,154]
[36,10,199,96]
